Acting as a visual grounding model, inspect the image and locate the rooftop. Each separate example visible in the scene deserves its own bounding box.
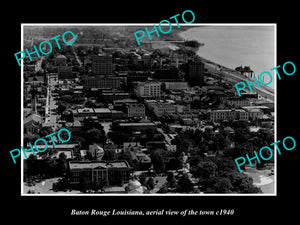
[69,160,130,170]
[119,122,156,126]
[94,108,111,113]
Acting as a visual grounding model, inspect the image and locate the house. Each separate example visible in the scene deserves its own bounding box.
[23,113,43,134]
[128,151,151,170]
[89,144,105,160]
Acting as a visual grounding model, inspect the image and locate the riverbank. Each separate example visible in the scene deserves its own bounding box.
[175,26,274,99]
[176,26,275,94]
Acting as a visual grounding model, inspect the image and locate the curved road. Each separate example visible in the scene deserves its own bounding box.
[205,63,275,101]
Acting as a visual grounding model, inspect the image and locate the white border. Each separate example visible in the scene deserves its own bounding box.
[21,23,277,196]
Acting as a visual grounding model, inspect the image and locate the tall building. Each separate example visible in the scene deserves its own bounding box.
[135,81,161,98]
[84,76,122,89]
[153,67,179,80]
[186,59,205,87]
[142,53,152,68]
[55,55,67,66]
[92,55,113,75]
[58,66,74,79]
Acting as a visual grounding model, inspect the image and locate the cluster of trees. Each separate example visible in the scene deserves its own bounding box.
[158,172,196,193]
[184,40,203,48]
[157,156,261,194]
[107,122,165,147]
[25,152,69,180]
[190,157,261,193]
[138,176,155,191]
[78,177,108,193]
[155,120,271,193]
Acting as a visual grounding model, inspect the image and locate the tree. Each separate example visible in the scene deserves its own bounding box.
[56,103,67,115]
[107,131,130,146]
[57,152,69,176]
[150,149,166,173]
[70,135,86,148]
[44,158,58,178]
[85,128,107,145]
[102,149,117,161]
[62,110,74,122]
[191,160,218,180]
[24,133,40,146]
[227,172,262,193]
[177,173,194,193]
[166,172,177,188]
[39,127,53,138]
[25,154,38,177]
[146,177,155,190]
[212,177,233,193]
[139,175,147,186]
[84,100,96,108]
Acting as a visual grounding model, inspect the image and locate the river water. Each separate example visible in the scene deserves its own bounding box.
[179,25,275,90]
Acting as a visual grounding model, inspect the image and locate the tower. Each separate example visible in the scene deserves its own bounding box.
[186,59,205,87]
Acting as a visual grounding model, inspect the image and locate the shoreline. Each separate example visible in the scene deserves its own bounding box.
[174,27,275,98]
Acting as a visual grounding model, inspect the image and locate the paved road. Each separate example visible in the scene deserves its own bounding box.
[44,75,59,129]
[205,63,275,101]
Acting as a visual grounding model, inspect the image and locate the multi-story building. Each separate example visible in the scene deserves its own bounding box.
[100,91,130,103]
[69,160,131,186]
[210,109,249,122]
[164,81,189,90]
[186,59,205,87]
[225,97,251,108]
[126,103,145,118]
[146,100,176,118]
[135,81,161,98]
[92,55,113,75]
[55,55,67,66]
[153,67,179,80]
[23,113,43,134]
[242,107,263,121]
[142,53,152,68]
[118,122,157,133]
[72,108,126,121]
[58,66,74,79]
[84,76,122,89]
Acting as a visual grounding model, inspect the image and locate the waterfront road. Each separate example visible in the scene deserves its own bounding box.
[205,63,275,101]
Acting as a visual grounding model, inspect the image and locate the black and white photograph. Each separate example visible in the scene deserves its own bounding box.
[3,3,298,224]
[21,24,276,195]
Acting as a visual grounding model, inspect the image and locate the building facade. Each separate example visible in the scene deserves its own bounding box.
[186,59,205,87]
[69,160,131,186]
[135,81,161,98]
[84,76,122,89]
[225,97,251,108]
[146,100,176,118]
[210,109,249,122]
[58,66,74,79]
[126,103,145,118]
[55,55,67,66]
[92,55,113,75]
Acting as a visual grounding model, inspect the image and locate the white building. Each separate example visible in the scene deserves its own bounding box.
[135,81,161,98]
